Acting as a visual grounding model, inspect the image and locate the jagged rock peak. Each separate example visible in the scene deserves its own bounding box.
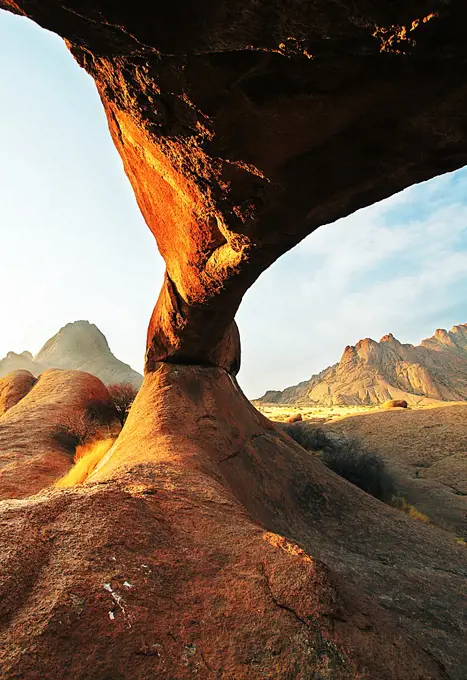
[380,332,399,343]
[260,321,467,406]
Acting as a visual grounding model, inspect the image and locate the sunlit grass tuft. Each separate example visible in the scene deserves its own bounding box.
[56,438,114,488]
[392,496,431,524]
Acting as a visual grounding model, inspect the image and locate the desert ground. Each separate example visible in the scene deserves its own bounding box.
[255,401,391,422]
[260,400,467,539]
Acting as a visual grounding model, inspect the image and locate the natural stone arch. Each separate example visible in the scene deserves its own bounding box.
[3,1,466,375]
[1,3,466,679]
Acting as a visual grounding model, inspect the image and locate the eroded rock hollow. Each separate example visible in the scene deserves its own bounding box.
[1,2,467,679]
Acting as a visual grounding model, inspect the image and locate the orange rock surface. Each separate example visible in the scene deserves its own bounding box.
[0,369,36,417]
[1,364,464,679]
[0,1,466,678]
[0,369,113,500]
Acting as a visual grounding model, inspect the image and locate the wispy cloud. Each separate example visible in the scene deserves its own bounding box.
[238,169,467,397]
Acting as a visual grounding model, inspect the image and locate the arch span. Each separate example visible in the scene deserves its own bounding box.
[3,1,467,371]
[1,3,466,679]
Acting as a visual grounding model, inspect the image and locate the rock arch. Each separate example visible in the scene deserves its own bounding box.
[1,3,466,679]
[3,1,467,375]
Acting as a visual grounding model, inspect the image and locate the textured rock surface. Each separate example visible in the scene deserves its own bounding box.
[326,402,467,536]
[262,324,467,405]
[0,369,37,417]
[3,1,467,369]
[0,369,112,500]
[0,364,465,679]
[0,321,143,388]
[1,2,467,678]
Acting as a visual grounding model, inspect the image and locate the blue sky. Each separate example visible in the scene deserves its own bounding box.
[1,10,466,398]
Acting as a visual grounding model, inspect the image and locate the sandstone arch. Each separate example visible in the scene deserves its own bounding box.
[1,2,467,679]
[3,1,467,374]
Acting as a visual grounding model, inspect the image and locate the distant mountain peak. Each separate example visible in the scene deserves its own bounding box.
[380,332,398,343]
[0,321,142,388]
[35,320,111,365]
[259,322,467,406]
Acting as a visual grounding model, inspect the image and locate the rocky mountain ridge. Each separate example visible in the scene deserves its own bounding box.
[0,321,142,388]
[261,323,467,406]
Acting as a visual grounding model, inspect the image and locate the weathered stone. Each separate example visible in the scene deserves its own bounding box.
[262,323,467,405]
[0,369,36,417]
[0,369,113,499]
[3,1,467,369]
[1,3,467,678]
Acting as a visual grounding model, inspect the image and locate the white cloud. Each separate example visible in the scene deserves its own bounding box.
[238,172,467,398]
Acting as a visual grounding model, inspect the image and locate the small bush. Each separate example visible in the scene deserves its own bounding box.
[283,423,396,503]
[87,399,118,425]
[53,398,118,452]
[281,423,331,453]
[108,383,138,426]
[53,409,100,451]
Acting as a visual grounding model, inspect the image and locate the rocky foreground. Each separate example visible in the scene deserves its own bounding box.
[261,324,467,406]
[1,0,467,677]
[0,367,465,679]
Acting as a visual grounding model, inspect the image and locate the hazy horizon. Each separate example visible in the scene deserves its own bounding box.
[2,10,467,399]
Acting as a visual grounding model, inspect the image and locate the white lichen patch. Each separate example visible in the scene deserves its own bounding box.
[104,583,125,609]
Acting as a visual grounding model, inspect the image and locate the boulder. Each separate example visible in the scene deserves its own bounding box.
[0,369,114,500]
[286,413,303,423]
[383,399,409,409]
[0,369,36,416]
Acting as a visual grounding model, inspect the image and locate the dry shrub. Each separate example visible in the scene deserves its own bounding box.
[53,399,118,452]
[56,438,114,488]
[392,497,431,524]
[108,383,138,426]
[282,423,396,503]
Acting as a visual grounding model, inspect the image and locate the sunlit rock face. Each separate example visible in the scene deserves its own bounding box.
[261,323,467,405]
[1,3,467,680]
[3,0,467,371]
[0,369,36,417]
[0,369,113,500]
